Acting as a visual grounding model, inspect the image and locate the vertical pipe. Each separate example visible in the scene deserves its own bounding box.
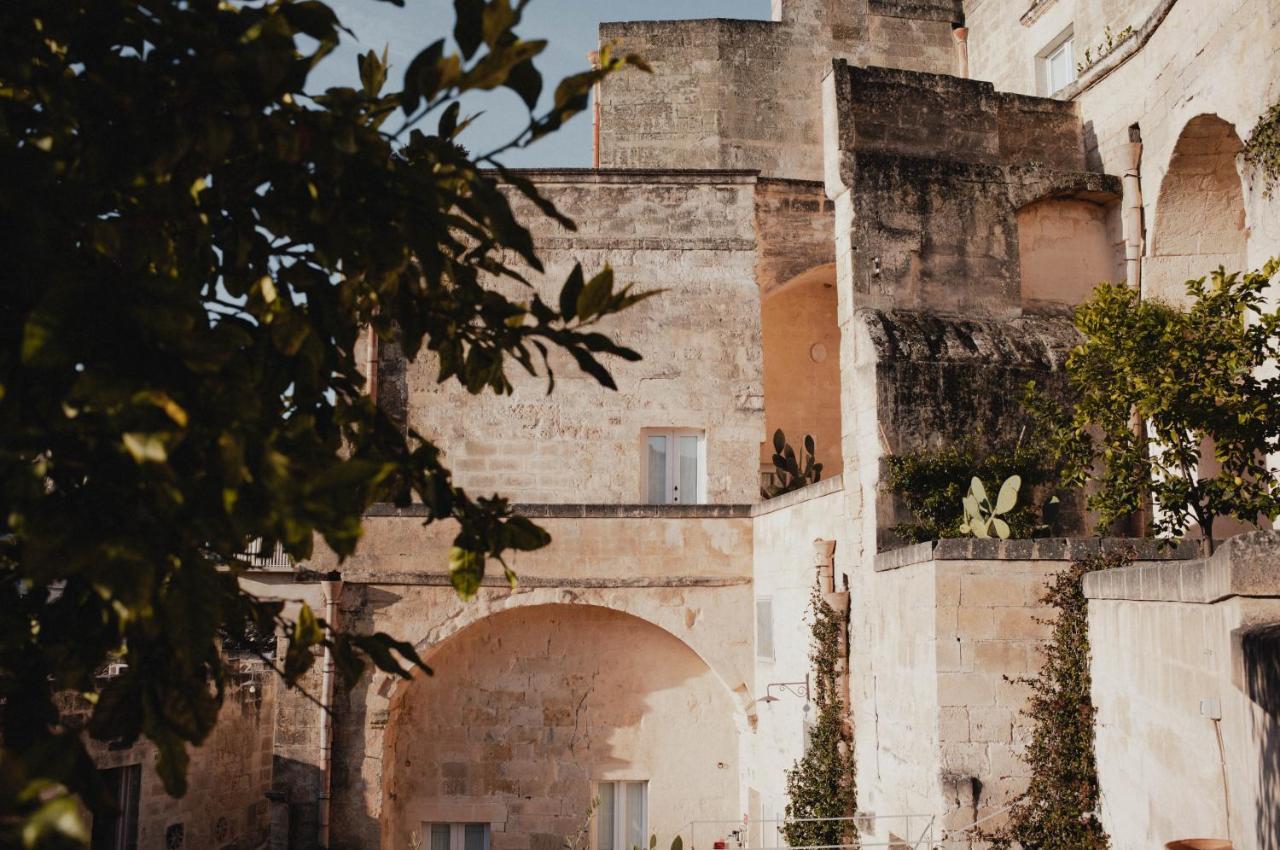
[589,50,602,169]
[1121,124,1145,292]
[952,26,970,79]
[318,579,342,849]
[1120,124,1153,536]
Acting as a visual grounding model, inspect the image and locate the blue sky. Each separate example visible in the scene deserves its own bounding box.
[312,0,771,166]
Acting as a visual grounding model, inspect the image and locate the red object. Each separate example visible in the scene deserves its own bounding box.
[714,842,727,849]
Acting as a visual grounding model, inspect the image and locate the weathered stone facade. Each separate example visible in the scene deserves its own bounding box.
[101,1,1280,848]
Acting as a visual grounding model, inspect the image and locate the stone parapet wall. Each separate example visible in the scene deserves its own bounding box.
[1084,531,1280,850]
[862,539,1194,847]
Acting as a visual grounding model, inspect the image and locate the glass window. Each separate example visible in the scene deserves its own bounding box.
[1041,30,1077,94]
[597,781,647,850]
[643,430,704,504]
[647,436,668,505]
[756,597,775,660]
[91,764,141,850]
[426,823,490,850]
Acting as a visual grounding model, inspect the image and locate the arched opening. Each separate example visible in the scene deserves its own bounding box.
[1016,197,1117,310]
[760,263,843,482]
[1147,114,1247,306]
[380,604,743,849]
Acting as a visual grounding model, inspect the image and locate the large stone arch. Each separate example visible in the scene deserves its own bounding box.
[1147,113,1248,306]
[760,263,843,478]
[379,603,747,850]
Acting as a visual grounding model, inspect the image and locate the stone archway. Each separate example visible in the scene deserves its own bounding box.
[380,603,745,850]
[1147,114,1248,305]
[760,263,843,479]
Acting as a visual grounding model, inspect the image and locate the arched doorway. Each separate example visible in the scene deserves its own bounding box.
[760,263,842,481]
[380,604,744,850]
[1147,114,1247,305]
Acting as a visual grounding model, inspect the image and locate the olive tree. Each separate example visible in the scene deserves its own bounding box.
[0,0,648,844]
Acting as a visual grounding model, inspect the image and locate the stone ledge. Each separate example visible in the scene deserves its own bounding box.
[295,572,752,588]
[869,0,964,23]
[365,503,753,519]
[876,536,1199,572]
[491,168,760,185]
[1084,531,1280,603]
[752,474,844,516]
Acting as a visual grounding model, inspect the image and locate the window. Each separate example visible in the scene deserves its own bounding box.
[428,823,491,850]
[1039,28,1076,95]
[644,430,705,504]
[756,597,775,661]
[91,765,141,850]
[597,781,647,850]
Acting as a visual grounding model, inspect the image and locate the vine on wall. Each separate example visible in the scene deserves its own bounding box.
[983,551,1129,850]
[1244,100,1280,198]
[782,584,858,850]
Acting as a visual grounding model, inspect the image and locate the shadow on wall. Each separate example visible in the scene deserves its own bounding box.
[379,603,745,850]
[1241,623,1280,850]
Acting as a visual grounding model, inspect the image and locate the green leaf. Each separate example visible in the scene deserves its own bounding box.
[994,475,1021,514]
[991,517,1011,539]
[22,796,89,848]
[969,476,987,504]
[448,547,486,600]
[123,432,169,464]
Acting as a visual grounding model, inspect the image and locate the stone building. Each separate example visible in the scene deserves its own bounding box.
[89,1,1280,849]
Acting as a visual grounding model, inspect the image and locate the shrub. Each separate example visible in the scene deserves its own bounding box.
[983,551,1128,850]
[883,444,1061,543]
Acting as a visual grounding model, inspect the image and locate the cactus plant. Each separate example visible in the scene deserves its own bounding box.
[960,475,1022,539]
[762,429,823,499]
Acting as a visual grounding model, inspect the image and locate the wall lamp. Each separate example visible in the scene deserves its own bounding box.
[759,674,810,703]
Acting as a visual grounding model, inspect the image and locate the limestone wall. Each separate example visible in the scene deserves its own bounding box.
[1084,532,1280,850]
[748,478,852,843]
[863,538,1194,847]
[381,605,743,850]
[964,0,1280,295]
[384,170,764,505]
[598,0,957,182]
[72,658,277,850]
[244,506,757,850]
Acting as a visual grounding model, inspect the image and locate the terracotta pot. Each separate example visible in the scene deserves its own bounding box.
[1165,840,1232,850]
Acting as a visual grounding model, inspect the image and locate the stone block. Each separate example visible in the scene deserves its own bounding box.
[938,672,997,706]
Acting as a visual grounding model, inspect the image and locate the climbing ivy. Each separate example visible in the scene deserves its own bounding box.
[1244,100,1280,198]
[983,551,1128,850]
[783,584,858,850]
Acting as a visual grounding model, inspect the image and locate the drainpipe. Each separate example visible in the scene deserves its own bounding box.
[589,50,602,169]
[952,25,970,79]
[1120,124,1153,536]
[318,578,343,849]
[1121,124,1144,292]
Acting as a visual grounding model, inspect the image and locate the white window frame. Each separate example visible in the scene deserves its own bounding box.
[425,823,492,850]
[595,780,648,850]
[642,429,706,505]
[1037,27,1076,95]
[756,597,775,661]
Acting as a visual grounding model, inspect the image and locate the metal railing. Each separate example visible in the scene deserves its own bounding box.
[673,815,935,850]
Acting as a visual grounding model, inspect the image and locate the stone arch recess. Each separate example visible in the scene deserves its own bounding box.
[760,263,843,478]
[379,602,748,849]
[1147,113,1247,305]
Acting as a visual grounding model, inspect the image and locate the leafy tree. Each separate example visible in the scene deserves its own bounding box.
[1028,260,1280,549]
[782,584,857,850]
[0,0,648,844]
